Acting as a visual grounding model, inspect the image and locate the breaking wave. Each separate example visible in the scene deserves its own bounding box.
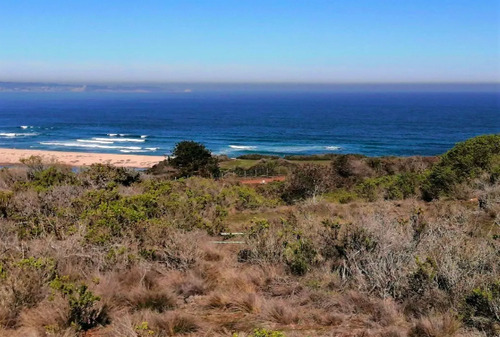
[93,137,145,143]
[229,145,257,150]
[324,146,341,151]
[40,141,142,150]
[77,139,114,144]
[0,132,39,137]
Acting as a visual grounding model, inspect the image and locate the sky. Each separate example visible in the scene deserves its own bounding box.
[1,0,499,83]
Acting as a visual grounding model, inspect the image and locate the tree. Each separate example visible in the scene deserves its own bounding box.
[170,141,220,178]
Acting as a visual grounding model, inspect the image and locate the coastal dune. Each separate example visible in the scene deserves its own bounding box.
[0,148,164,168]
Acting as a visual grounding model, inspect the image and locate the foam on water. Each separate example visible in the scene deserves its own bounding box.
[227,144,341,154]
[229,145,257,150]
[324,146,341,150]
[40,141,142,150]
[120,149,150,153]
[0,132,39,137]
[77,139,114,144]
[93,137,145,143]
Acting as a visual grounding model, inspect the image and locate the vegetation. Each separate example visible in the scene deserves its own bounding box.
[170,140,220,178]
[149,140,220,178]
[0,134,498,336]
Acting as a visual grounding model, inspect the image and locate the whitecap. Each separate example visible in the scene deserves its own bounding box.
[20,125,33,129]
[229,145,257,150]
[93,137,145,143]
[0,132,39,137]
[120,149,149,153]
[77,139,114,144]
[140,135,148,138]
[40,141,142,150]
[324,146,341,151]
[107,133,118,137]
[145,147,159,151]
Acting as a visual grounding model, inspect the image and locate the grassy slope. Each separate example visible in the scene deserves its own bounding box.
[1,135,499,337]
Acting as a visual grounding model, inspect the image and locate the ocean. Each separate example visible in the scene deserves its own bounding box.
[0,89,499,157]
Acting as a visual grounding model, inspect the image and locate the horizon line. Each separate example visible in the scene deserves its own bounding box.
[2,80,499,86]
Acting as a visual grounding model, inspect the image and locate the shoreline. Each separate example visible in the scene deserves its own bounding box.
[0,148,165,168]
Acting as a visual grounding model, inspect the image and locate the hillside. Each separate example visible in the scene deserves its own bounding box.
[0,135,499,337]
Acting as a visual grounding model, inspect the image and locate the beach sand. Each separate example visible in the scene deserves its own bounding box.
[0,148,164,168]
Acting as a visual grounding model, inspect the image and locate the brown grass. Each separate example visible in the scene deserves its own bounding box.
[0,162,498,337]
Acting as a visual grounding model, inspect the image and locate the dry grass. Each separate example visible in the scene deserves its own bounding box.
[0,162,498,337]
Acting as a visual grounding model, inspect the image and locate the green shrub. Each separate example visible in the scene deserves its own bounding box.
[356,178,378,201]
[408,257,438,295]
[251,329,286,337]
[423,134,500,200]
[463,281,500,333]
[16,165,78,191]
[0,190,12,218]
[50,276,109,331]
[80,163,140,188]
[385,173,421,200]
[284,237,316,276]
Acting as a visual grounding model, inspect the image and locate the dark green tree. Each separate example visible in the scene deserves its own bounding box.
[170,141,220,178]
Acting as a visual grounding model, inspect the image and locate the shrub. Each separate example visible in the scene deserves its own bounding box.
[251,328,286,337]
[49,276,109,331]
[80,163,140,188]
[170,140,220,178]
[0,191,12,218]
[385,173,421,200]
[356,178,378,201]
[463,281,500,334]
[284,238,316,276]
[282,164,332,202]
[324,188,357,203]
[423,134,500,200]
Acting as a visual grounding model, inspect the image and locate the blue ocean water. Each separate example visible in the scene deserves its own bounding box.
[0,90,499,157]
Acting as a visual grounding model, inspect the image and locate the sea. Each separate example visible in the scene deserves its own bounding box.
[0,87,499,158]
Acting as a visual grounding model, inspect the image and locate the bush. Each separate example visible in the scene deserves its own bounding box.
[80,163,140,188]
[251,328,286,337]
[463,281,500,334]
[282,164,332,202]
[284,237,316,276]
[423,134,500,200]
[16,164,78,191]
[49,276,109,331]
[0,191,12,218]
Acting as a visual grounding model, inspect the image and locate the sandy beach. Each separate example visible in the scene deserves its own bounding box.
[0,148,165,168]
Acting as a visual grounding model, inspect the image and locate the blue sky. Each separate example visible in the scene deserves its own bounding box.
[1,1,499,83]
